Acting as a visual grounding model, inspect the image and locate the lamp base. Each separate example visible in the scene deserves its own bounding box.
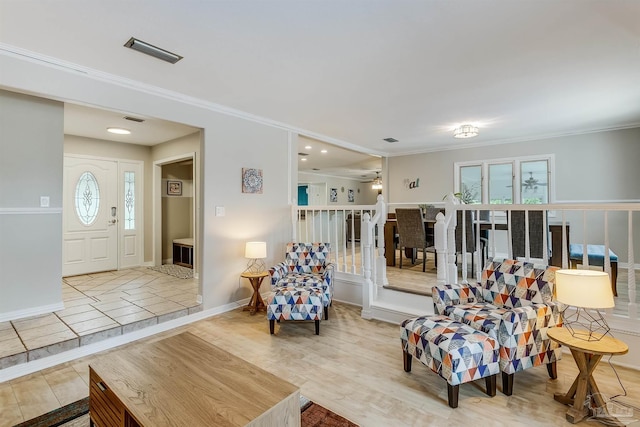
[244,258,266,274]
[563,307,611,342]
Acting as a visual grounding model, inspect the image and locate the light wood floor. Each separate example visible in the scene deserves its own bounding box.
[2,302,639,427]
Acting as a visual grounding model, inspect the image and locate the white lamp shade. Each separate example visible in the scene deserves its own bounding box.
[245,241,267,259]
[555,269,614,309]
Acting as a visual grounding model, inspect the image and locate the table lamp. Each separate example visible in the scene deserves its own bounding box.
[244,241,267,273]
[555,269,615,341]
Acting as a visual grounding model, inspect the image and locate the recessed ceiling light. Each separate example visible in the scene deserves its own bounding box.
[321,149,328,153]
[124,37,183,64]
[107,127,131,135]
[305,145,312,149]
[300,158,307,162]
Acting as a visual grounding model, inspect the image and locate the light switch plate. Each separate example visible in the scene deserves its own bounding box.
[40,196,50,207]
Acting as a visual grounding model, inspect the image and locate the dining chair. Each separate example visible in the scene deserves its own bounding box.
[395,208,435,272]
[510,210,546,260]
[455,210,481,276]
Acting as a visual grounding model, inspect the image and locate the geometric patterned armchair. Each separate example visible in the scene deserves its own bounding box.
[431,258,563,395]
[269,243,335,319]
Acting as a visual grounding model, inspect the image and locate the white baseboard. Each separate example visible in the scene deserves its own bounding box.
[0,302,65,323]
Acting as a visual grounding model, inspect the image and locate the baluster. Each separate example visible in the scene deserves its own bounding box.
[524,210,530,260]
[561,211,568,269]
[542,209,549,264]
[342,209,347,272]
[582,211,589,268]
[460,210,468,284]
[628,211,637,319]
[350,209,357,274]
[603,211,613,317]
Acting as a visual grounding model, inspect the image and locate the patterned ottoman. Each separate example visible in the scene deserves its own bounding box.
[400,314,499,408]
[267,286,324,335]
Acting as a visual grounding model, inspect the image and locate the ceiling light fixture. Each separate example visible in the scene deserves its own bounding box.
[124,37,183,64]
[321,149,328,153]
[305,145,312,149]
[107,127,131,135]
[453,124,479,139]
[372,172,383,190]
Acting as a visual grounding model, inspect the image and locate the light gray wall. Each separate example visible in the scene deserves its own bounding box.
[298,172,378,205]
[0,90,63,317]
[1,52,293,311]
[388,128,640,203]
[161,162,193,261]
[387,127,640,262]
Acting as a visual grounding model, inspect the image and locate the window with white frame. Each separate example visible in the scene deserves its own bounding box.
[455,155,553,205]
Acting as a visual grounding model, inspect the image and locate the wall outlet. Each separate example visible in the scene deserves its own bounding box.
[215,206,225,216]
[40,196,50,207]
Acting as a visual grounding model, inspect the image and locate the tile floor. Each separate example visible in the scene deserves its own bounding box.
[0,267,200,371]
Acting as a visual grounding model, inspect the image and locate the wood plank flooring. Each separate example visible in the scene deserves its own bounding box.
[2,302,639,427]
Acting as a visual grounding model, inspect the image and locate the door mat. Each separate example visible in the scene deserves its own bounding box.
[14,395,359,427]
[148,264,193,279]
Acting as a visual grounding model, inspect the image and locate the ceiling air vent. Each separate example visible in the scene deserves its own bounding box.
[298,152,309,156]
[124,116,145,123]
[383,137,398,143]
[124,37,183,64]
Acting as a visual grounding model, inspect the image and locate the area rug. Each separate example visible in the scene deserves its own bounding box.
[15,395,358,427]
[148,263,194,279]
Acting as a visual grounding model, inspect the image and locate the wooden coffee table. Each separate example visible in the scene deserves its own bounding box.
[89,332,300,426]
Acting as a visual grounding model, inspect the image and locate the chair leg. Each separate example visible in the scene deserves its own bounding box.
[547,361,557,379]
[611,261,618,297]
[422,248,426,272]
[324,306,329,320]
[485,374,497,397]
[399,247,403,269]
[314,320,320,335]
[403,350,412,372]
[502,372,514,396]
[447,384,459,408]
[269,319,275,335]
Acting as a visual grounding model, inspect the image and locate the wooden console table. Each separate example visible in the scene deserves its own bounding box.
[89,332,300,426]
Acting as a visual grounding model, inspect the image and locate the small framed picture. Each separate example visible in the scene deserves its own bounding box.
[330,188,338,203]
[167,180,182,196]
[242,168,263,194]
[347,189,354,203]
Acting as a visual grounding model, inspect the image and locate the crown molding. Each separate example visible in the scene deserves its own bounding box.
[0,43,386,158]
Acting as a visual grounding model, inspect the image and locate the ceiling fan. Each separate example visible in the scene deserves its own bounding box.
[522,172,547,191]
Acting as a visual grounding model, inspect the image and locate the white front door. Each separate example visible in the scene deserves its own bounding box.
[63,156,118,276]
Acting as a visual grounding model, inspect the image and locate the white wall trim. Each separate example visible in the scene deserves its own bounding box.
[0,302,65,323]
[0,208,62,215]
[0,302,243,383]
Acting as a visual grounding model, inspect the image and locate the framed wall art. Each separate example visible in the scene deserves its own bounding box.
[242,168,263,194]
[330,188,338,203]
[347,188,354,203]
[167,180,182,196]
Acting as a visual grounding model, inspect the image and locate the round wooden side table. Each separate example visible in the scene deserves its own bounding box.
[241,271,269,315]
[547,327,628,425]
